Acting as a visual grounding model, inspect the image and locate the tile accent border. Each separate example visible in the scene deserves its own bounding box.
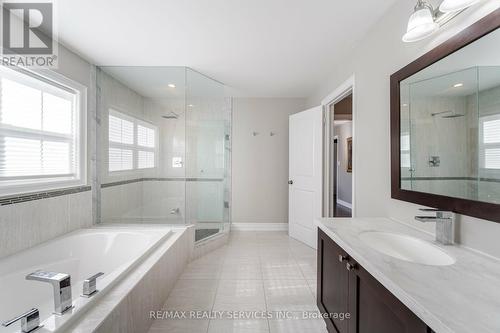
[401,176,500,183]
[0,186,92,206]
[101,177,225,188]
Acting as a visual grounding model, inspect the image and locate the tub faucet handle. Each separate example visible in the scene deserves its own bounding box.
[82,272,104,297]
[2,308,41,333]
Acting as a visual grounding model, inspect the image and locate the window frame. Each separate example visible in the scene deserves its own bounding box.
[479,113,500,174]
[107,107,158,175]
[0,67,87,196]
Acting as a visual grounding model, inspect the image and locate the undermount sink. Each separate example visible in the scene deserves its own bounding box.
[359,231,456,266]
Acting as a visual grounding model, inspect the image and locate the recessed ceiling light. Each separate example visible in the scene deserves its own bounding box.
[168,84,176,88]
[453,83,464,88]
[188,104,194,107]
[403,103,408,107]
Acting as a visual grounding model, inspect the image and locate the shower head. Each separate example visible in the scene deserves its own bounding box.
[162,112,179,119]
[431,110,464,119]
[442,113,465,118]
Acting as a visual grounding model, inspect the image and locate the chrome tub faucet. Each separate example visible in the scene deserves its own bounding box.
[415,208,455,245]
[26,271,73,315]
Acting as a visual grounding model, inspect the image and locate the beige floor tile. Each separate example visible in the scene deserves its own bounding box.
[208,319,269,333]
[148,319,210,333]
[297,261,317,280]
[164,279,218,311]
[224,255,261,265]
[213,279,266,311]
[261,262,304,280]
[268,318,327,333]
[220,263,262,279]
[180,263,222,279]
[307,279,318,298]
[149,232,322,333]
[263,279,317,312]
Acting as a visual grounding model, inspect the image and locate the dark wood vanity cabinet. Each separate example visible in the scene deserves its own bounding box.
[317,229,431,333]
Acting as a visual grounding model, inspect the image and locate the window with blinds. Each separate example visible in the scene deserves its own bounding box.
[400,133,411,168]
[480,114,500,170]
[0,66,85,195]
[108,109,156,172]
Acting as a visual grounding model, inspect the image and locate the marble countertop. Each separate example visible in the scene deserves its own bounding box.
[315,217,500,333]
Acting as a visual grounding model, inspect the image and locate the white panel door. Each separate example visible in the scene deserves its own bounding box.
[289,106,323,249]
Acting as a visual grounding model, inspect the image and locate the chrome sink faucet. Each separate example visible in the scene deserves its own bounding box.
[26,271,73,315]
[415,208,455,245]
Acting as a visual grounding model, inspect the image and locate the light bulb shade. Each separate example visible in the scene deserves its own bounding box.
[402,7,439,42]
[439,0,479,13]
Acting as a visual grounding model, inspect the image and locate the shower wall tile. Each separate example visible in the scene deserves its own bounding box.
[101,182,144,223]
[69,191,94,229]
[141,180,185,223]
[0,192,92,259]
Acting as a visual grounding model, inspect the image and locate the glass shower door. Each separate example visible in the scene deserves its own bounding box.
[185,69,231,241]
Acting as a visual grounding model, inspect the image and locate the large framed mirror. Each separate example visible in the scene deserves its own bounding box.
[391,9,500,222]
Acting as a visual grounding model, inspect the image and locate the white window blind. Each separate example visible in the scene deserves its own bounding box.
[108,109,157,172]
[137,124,155,148]
[480,115,500,170]
[400,133,411,168]
[0,66,85,195]
[138,151,155,169]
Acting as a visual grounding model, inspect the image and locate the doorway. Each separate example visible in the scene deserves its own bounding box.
[325,85,354,218]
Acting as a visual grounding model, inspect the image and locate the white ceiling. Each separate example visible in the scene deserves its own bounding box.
[57,0,398,98]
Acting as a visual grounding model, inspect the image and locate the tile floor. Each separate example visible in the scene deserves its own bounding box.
[148,231,327,333]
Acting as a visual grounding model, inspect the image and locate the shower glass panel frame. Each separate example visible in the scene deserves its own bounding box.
[96,66,231,242]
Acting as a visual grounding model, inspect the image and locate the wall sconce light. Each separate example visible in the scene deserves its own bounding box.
[439,0,480,12]
[402,0,481,42]
[403,0,439,42]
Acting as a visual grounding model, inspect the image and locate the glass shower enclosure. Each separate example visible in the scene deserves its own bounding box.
[96,67,231,242]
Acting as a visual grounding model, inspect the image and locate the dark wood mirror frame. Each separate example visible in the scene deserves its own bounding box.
[390,9,500,223]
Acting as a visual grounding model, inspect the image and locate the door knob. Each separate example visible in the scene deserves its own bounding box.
[288,180,293,185]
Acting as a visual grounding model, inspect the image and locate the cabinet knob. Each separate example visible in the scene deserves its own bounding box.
[346,262,357,271]
[338,254,348,263]
[288,180,294,185]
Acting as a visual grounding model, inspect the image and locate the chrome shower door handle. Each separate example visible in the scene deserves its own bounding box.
[82,272,104,297]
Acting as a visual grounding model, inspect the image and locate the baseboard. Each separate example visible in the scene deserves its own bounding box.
[230,223,289,231]
[336,199,352,209]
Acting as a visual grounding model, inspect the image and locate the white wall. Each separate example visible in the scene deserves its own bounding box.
[307,1,500,258]
[334,122,353,206]
[231,98,306,225]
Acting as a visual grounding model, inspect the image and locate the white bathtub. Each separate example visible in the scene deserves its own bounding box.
[0,227,172,333]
